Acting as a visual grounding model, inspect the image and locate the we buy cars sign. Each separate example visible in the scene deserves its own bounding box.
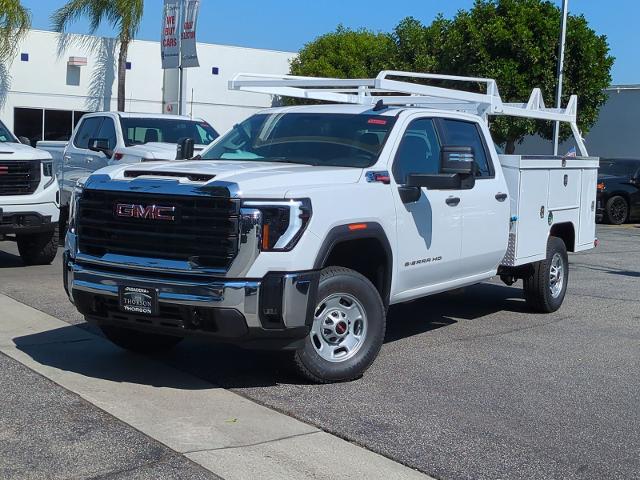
[161,0,200,69]
[161,0,180,69]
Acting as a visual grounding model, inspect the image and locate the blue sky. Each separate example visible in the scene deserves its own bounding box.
[20,0,638,84]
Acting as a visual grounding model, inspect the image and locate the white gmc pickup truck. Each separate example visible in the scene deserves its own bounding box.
[63,72,599,383]
[1,119,60,265]
[38,112,219,217]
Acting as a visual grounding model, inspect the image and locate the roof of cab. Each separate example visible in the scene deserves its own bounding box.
[82,112,203,121]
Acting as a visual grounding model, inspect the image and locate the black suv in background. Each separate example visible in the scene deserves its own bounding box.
[597,158,640,224]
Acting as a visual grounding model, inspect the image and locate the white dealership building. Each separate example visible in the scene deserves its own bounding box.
[0,29,294,145]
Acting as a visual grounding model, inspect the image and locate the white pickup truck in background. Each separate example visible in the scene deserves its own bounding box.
[0,119,59,265]
[63,72,599,383]
[38,112,219,214]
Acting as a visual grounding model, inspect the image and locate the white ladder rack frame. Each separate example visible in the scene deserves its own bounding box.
[229,70,588,156]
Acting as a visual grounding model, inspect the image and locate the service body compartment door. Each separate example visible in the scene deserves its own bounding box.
[548,169,581,210]
[578,168,598,247]
[516,169,550,259]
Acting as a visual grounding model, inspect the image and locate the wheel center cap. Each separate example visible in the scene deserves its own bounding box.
[335,321,348,335]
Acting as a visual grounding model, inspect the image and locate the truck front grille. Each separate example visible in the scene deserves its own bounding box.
[77,189,240,270]
[0,161,41,196]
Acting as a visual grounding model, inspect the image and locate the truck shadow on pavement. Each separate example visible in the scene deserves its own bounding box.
[13,282,527,389]
[0,249,24,268]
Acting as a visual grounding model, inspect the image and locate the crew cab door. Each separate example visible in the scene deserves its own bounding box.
[64,116,113,187]
[436,118,510,276]
[390,116,465,299]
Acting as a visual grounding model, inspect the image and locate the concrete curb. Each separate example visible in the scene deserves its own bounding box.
[0,294,432,480]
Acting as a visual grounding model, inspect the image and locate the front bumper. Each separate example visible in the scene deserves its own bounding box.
[64,253,320,350]
[0,204,58,235]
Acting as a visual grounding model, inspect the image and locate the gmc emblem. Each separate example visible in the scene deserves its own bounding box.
[115,203,176,221]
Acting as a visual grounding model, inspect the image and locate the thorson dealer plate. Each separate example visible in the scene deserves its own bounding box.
[119,286,159,316]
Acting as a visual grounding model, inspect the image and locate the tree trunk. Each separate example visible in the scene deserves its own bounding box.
[117,40,129,112]
[505,138,516,155]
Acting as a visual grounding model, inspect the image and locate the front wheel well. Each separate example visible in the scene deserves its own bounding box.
[550,222,575,252]
[321,238,391,306]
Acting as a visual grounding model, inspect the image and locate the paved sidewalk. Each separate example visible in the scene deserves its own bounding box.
[0,293,431,480]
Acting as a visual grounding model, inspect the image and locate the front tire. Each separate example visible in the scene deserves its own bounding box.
[100,325,183,354]
[605,195,629,225]
[17,224,59,265]
[523,236,569,313]
[293,267,386,383]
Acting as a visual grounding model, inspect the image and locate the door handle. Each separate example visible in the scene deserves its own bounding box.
[495,193,508,202]
[63,155,71,164]
[445,196,461,207]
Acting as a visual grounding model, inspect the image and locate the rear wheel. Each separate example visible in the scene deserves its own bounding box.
[293,267,386,383]
[17,224,59,265]
[101,325,183,354]
[605,195,629,225]
[523,236,568,313]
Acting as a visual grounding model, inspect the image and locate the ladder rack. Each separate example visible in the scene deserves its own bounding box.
[229,70,588,156]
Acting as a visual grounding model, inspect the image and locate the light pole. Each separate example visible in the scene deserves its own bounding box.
[553,0,569,156]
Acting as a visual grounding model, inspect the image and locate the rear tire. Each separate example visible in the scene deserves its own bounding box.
[17,224,59,265]
[293,267,386,383]
[523,236,568,313]
[101,325,183,354]
[605,195,629,225]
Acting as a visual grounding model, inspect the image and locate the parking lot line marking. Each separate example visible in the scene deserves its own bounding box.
[0,293,432,480]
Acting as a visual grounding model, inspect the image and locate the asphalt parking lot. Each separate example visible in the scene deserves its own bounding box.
[1,224,639,480]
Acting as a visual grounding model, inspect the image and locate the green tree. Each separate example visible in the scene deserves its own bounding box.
[0,0,31,63]
[290,25,396,78]
[52,0,144,112]
[290,1,614,153]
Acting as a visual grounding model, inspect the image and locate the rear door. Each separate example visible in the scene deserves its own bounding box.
[436,117,510,276]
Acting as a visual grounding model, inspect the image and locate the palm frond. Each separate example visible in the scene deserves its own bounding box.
[0,0,31,62]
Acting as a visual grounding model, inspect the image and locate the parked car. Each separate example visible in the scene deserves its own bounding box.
[62,72,599,383]
[596,158,640,224]
[37,112,219,219]
[0,119,59,265]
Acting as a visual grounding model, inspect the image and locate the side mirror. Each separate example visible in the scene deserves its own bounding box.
[398,185,422,204]
[88,138,113,159]
[18,136,31,146]
[441,146,476,175]
[176,137,195,160]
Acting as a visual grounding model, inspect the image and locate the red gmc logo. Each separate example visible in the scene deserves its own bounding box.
[115,203,176,221]
[0,166,8,175]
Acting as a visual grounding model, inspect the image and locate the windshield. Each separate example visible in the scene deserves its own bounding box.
[600,160,639,176]
[119,118,219,147]
[0,121,16,143]
[201,113,397,167]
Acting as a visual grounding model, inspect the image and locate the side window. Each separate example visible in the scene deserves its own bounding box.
[439,119,492,177]
[392,118,441,185]
[95,118,117,149]
[73,117,103,149]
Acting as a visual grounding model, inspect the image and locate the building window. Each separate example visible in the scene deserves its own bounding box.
[126,62,132,70]
[20,53,29,62]
[212,67,219,75]
[13,107,90,146]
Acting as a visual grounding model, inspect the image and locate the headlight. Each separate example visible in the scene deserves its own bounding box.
[42,160,56,188]
[68,181,84,234]
[242,199,312,251]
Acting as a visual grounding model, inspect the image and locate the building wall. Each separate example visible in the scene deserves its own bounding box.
[0,30,294,143]
[515,86,640,158]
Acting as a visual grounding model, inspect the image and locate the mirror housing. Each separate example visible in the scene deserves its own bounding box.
[18,136,31,146]
[398,185,422,204]
[441,146,476,175]
[88,138,113,159]
[407,173,471,190]
[176,137,195,160]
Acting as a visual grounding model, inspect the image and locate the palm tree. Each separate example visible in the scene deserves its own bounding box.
[52,0,144,112]
[0,0,31,63]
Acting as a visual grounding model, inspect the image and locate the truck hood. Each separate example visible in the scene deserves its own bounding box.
[119,142,206,161]
[0,142,52,161]
[98,160,363,197]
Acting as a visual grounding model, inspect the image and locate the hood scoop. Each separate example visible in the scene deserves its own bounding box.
[124,170,215,182]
